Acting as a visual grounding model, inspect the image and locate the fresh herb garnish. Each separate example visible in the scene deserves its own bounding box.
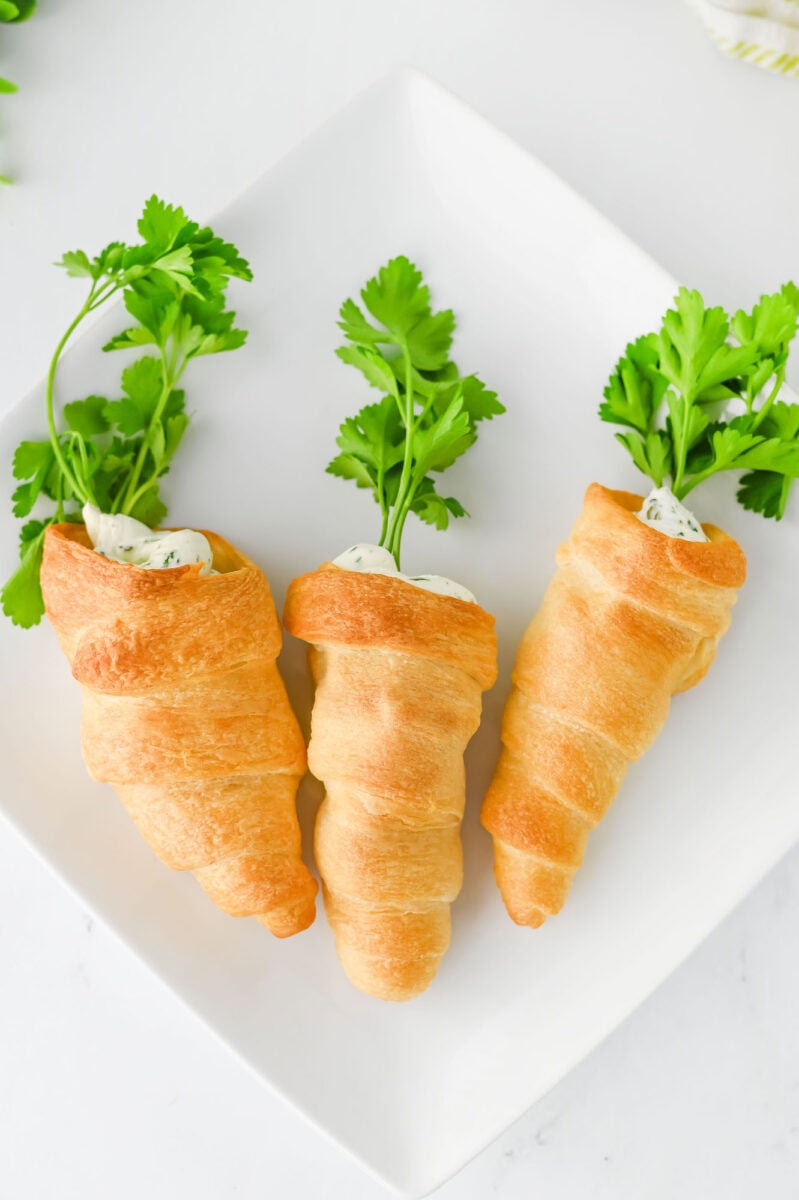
[0,0,34,182]
[600,285,799,519]
[328,256,504,568]
[2,195,252,628]
[0,1,35,20]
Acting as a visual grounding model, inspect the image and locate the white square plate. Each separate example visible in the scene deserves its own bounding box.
[2,69,797,1198]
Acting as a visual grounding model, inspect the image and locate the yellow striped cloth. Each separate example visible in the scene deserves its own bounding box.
[690,0,799,75]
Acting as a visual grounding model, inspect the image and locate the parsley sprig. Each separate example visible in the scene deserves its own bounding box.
[600,285,799,519]
[328,256,504,568]
[2,195,252,628]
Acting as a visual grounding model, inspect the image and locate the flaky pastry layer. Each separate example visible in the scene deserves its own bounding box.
[41,522,317,937]
[481,483,746,928]
[285,564,497,999]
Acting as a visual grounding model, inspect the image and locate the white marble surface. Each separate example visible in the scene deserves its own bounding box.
[1,1,798,1195]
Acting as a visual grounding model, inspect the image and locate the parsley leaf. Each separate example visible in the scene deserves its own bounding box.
[600,335,668,435]
[55,250,94,279]
[737,471,790,520]
[327,451,379,492]
[614,430,673,487]
[411,477,468,531]
[137,196,194,252]
[11,441,53,517]
[0,1,35,21]
[329,256,503,566]
[411,394,475,474]
[659,290,756,404]
[600,284,799,520]
[1,517,49,628]
[757,398,799,443]
[2,195,252,627]
[458,374,504,422]
[335,345,399,396]
[63,395,109,438]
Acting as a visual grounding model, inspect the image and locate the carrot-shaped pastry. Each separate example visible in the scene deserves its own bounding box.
[483,285,799,927]
[284,257,504,999]
[2,196,317,936]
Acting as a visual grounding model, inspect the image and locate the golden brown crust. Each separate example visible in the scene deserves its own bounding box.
[285,564,497,690]
[284,564,497,1000]
[559,485,746,632]
[41,523,317,937]
[481,483,746,927]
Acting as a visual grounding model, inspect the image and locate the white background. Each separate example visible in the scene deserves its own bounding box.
[1,1,798,1197]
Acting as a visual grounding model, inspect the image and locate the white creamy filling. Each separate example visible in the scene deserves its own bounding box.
[332,543,476,603]
[82,504,215,574]
[636,487,708,542]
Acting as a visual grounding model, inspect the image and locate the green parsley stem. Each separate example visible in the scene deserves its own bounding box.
[45,274,126,515]
[168,327,181,379]
[744,377,755,414]
[378,506,389,546]
[376,459,389,546]
[384,343,416,568]
[778,474,793,518]
[46,297,95,506]
[671,401,692,497]
[109,464,132,514]
[387,465,423,563]
[123,477,159,513]
[119,347,186,516]
[674,469,710,501]
[750,369,784,433]
[417,384,440,427]
[88,277,123,312]
[68,431,97,507]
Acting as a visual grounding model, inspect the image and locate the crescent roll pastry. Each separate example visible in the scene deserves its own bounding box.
[284,565,497,1001]
[40,522,317,937]
[481,483,746,928]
